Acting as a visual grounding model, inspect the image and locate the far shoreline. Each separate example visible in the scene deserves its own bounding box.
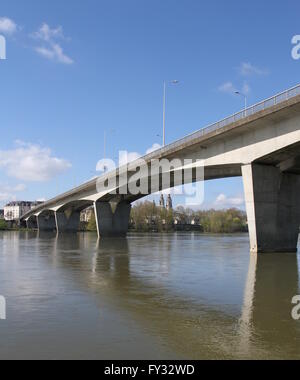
[0,229,248,235]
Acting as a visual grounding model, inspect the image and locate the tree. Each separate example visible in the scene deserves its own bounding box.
[86,211,97,231]
[125,201,248,234]
[0,220,7,230]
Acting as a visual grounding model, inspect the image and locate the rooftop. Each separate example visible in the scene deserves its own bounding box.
[5,201,44,207]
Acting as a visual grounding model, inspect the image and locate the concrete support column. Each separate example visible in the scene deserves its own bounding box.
[242,164,300,253]
[55,210,81,233]
[37,213,57,232]
[94,201,131,238]
[26,217,37,230]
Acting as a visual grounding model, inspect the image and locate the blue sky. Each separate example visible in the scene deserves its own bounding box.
[0,0,299,209]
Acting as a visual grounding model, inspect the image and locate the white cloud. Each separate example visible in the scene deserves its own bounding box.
[239,62,268,77]
[32,23,73,65]
[119,151,141,166]
[0,183,26,205]
[35,44,73,65]
[161,186,186,196]
[36,198,46,202]
[0,141,71,182]
[0,183,26,193]
[146,143,162,154]
[12,184,26,192]
[214,193,244,208]
[0,17,17,35]
[118,142,162,166]
[218,81,251,96]
[242,82,251,95]
[0,192,15,203]
[218,82,237,94]
[32,23,65,42]
[218,62,267,98]
[96,142,162,175]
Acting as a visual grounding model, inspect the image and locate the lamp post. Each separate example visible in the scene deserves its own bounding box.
[235,91,248,114]
[162,80,179,147]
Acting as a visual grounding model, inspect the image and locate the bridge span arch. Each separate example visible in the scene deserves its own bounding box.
[54,200,94,233]
[21,85,300,253]
[36,210,56,232]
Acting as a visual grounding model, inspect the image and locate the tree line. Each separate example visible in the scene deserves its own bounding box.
[85,201,248,233]
[129,201,248,233]
[0,202,248,234]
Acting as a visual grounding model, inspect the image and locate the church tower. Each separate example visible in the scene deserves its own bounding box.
[159,194,165,208]
[166,195,173,211]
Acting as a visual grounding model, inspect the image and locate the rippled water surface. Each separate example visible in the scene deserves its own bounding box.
[0,231,299,359]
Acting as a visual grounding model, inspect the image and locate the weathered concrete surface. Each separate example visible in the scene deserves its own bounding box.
[26,216,37,230]
[20,90,300,249]
[37,213,56,232]
[21,94,300,219]
[55,210,81,233]
[242,164,300,253]
[94,201,131,238]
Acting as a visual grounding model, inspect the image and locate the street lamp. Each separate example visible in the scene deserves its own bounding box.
[163,80,179,147]
[235,91,248,112]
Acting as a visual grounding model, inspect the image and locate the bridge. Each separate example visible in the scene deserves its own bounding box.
[21,84,300,253]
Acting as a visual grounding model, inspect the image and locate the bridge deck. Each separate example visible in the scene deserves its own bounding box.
[21,84,300,220]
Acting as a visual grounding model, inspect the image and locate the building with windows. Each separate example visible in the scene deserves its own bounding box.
[4,201,43,221]
[80,206,94,223]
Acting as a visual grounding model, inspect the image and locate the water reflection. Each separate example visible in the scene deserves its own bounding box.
[243,253,300,358]
[51,234,300,359]
[49,234,236,359]
[0,231,300,359]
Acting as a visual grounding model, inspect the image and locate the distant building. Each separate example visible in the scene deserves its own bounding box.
[191,217,200,226]
[159,194,165,208]
[0,209,4,220]
[166,194,173,211]
[80,206,94,223]
[173,217,181,225]
[159,194,173,210]
[4,201,40,221]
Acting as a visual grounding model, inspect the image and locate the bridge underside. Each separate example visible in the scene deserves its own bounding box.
[22,155,300,253]
[21,94,300,253]
[23,161,300,254]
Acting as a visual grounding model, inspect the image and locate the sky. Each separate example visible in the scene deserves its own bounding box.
[0,0,299,210]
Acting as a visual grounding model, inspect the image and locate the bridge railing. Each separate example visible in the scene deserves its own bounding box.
[144,83,300,160]
[21,83,300,219]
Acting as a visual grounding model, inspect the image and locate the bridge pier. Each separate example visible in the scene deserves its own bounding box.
[55,210,81,233]
[26,216,37,230]
[94,201,131,238]
[242,164,300,253]
[37,213,57,232]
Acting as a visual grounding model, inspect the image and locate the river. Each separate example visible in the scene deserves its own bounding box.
[0,231,299,359]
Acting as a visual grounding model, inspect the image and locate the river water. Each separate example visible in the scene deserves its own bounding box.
[0,231,299,360]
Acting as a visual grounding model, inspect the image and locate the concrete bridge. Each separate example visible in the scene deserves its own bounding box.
[21,84,300,253]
